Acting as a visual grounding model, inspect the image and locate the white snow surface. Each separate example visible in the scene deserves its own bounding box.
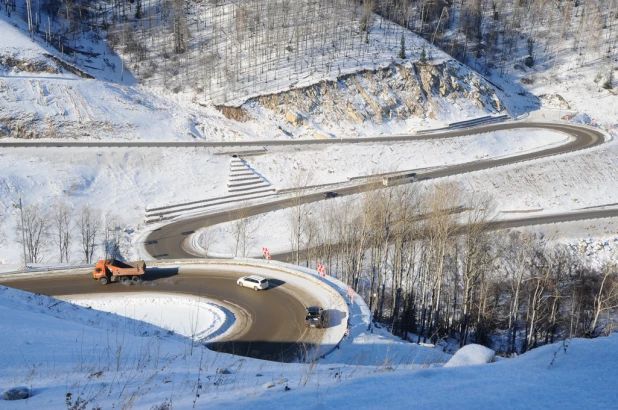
[61,293,233,342]
[246,129,569,189]
[0,17,47,57]
[0,281,617,409]
[444,344,496,368]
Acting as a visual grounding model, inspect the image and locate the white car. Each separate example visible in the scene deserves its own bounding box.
[236,275,270,290]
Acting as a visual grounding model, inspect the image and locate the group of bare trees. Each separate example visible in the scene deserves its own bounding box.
[108,0,408,102]
[12,0,615,105]
[13,0,422,102]
[14,200,128,265]
[287,181,618,353]
[227,205,257,258]
[369,0,617,77]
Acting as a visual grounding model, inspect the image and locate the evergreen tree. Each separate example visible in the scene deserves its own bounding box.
[398,33,406,59]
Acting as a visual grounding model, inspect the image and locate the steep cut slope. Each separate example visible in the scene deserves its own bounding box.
[222,61,504,138]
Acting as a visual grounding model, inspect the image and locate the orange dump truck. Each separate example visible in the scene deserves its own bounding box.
[93,259,147,284]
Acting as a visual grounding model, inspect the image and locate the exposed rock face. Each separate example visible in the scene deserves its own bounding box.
[217,105,250,122]
[0,55,58,73]
[539,93,571,109]
[222,62,503,130]
[285,111,306,126]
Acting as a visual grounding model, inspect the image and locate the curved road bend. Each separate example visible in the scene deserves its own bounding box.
[0,266,324,362]
[144,122,607,261]
[0,120,600,149]
[0,121,609,363]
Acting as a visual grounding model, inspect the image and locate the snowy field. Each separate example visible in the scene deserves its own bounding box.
[246,129,569,188]
[1,280,617,408]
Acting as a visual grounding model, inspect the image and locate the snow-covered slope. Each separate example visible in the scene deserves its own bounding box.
[0,284,616,409]
[0,2,507,142]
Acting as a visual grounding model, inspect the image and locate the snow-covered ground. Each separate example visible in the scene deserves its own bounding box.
[0,128,569,266]
[1,280,617,408]
[62,293,234,342]
[245,129,569,188]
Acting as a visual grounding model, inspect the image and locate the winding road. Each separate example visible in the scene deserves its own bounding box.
[143,121,609,261]
[0,264,328,362]
[1,119,614,362]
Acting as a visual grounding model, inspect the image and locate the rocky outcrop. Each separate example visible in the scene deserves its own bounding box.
[285,111,306,126]
[217,105,250,122]
[225,62,503,131]
[42,54,94,79]
[0,55,58,73]
[2,386,31,401]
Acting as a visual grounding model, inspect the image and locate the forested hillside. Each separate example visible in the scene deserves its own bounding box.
[374,0,617,73]
[10,0,615,103]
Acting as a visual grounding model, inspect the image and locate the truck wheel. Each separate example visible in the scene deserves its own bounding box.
[120,276,129,283]
[132,276,140,283]
[99,276,109,285]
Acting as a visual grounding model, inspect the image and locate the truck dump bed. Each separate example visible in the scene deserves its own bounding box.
[107,259,146,273]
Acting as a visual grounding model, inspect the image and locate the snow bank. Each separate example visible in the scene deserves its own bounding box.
[61,293,234,342]
[444,344,495,368]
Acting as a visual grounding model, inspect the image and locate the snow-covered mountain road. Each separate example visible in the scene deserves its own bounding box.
[0,262,336,362]
[0,119,593,149]
[143,120,607,261]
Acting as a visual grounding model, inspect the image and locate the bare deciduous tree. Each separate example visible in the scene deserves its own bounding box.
[423,182,463,344]
[456,192,496,347]
[501,231,534,355]
[77,205,102,264]
[103,212,123,260]
[587,260,618,337]
[17,204,50,264]
[289,169,314,265]
[200,225,220,257]
[51,200,72,263]
[229,205,257,258]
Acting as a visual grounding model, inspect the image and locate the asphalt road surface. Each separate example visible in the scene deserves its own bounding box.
[144,121,608,262]
[0,265,325,362]
[2,120,611,362]
[0,120,586,149]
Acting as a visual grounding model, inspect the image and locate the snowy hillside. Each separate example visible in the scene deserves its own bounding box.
[0,284,616,409]
[0,0,510,143]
